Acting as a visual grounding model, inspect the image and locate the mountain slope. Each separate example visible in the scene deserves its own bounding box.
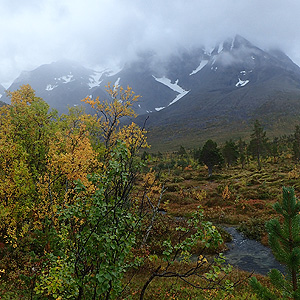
[3,60,108,114]
[0,84,7,106]
[128,36,300,150]
[3,36,300,150]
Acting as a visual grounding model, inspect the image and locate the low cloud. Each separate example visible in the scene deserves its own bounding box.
[1,0,300,87]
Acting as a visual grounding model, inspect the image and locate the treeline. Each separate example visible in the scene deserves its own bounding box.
[147,119,300,176]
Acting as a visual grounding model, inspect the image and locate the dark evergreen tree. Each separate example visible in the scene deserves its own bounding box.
[177,145,187,157]
[200,139,223,177]
[281,134,294,154]
[268,137,280,163]
[222,139,238,167]
[238,138,247,169]
[250,187,300,299]
[248,120,268,170]
[292,125,300,162]
[193,147,201,161]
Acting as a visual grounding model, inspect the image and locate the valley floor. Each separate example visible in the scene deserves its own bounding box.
[128,154,297,299]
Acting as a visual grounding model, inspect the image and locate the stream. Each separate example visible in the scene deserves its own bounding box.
[223,226,285,275]
[160,210,285,275]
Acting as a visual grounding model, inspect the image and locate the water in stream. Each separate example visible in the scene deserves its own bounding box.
[224,226,285,275]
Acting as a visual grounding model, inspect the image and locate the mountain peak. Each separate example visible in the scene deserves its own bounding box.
[2,60,108,113]
[3,35,300,151]
[233,35,253,47]
[214,35,257,54]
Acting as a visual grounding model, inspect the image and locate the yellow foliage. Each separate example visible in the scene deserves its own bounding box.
[138,170,163,212]
[192,189,207,202]
[198,254,208,264]
[81,83,144,152]
[0,85,101,243]
[0,84,154,296]
[36,114,99,226]
[222,185,231,201]
[117,122,149,153]
[0,83,148,255]
[47,125,97,183]
[143,170,156,188]
[6,84,38,106]
[288,166,300,179]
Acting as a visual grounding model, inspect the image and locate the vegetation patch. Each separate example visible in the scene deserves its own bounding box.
[3,86,300,299]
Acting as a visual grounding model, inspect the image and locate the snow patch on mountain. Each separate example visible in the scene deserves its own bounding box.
[155,107,165,111]
[236,78,250,87]
[46,84,58,91]
[61,75,74,83]
[230,37,235,50]
[88,79,100,89]
[55,74,74,84]
[152,76,185,94]
[168,90,189,106]
[107,66,123,77]
[152,76,190,106]
[0,94,2,99]
[218,42,224,53]
[211,56,217,65]
[88,71,105,89]
[190,60,208,75]
[204,46,214,55]
[114,77,121,88]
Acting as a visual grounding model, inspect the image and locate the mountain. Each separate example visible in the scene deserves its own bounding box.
[2,60,110,114]
[98,35,300,117]
[0,84,6,106]
[3,35,300,150]
[126,35,300,150]
[97,50,200,115]
[0,84,5,95]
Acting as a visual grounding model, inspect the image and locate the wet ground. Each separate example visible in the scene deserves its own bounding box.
[223,226,285,275]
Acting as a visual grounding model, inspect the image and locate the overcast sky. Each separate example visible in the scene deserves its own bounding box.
[1,0,300,87]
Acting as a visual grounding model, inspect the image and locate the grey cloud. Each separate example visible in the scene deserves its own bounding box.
[1,0,300,86]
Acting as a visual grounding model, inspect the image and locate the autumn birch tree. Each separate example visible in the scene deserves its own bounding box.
[34,84,150,299]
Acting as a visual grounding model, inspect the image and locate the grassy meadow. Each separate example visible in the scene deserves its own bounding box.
[121,149,299,299]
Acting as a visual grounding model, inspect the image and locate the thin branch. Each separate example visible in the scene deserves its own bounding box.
[141,186,166,247]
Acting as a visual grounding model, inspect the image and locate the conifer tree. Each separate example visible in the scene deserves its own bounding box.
[222,139,238,167]
[292,125,300,162]
[238,138,247,169]
[268,137,280,163]
[178,145,187,157]
[249,120,268,170]
[250,187,300,299]
[200,139,223,177]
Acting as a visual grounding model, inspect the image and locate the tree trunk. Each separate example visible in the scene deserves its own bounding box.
[77,286,83,300]
[140,267,161,300]
[208,166,213,177]
[257,152,261,170]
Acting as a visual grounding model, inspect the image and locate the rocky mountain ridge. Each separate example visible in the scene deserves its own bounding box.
[2,35,300,149]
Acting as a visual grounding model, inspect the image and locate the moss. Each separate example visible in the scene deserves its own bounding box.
[165,183,180,192]
[237,218,266,241]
